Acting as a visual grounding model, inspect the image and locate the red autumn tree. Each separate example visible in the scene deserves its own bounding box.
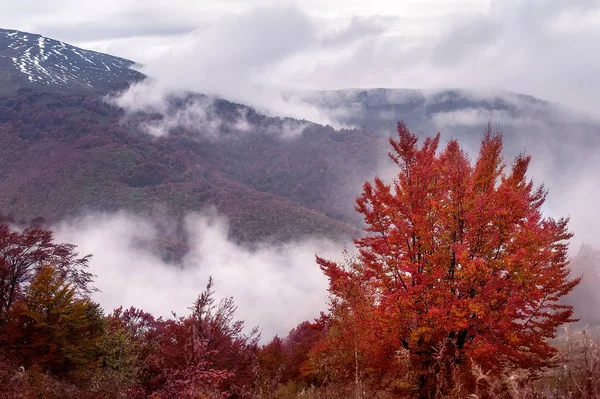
[0,223,93,319]
[317,122,580,398]
[114,278,259,399]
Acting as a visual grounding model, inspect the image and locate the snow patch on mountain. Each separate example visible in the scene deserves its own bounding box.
[0,28,143,91]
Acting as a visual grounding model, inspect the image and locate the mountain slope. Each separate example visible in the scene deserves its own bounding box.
[0,28,143,94]
[0,30,369,243]
[0,91,379,243]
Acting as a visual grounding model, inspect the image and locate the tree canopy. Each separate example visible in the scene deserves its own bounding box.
[317,122,580,398]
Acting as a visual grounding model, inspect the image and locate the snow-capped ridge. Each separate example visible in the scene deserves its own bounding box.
[0,28,143,92]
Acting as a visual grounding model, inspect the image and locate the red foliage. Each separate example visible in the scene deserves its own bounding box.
[257,317,327,393]
[281,320,327,384]
[0,223,93,319]
[108,278,259,398]
[317,122,580,397]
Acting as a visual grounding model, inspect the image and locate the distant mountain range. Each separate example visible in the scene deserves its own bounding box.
[1,28,598,255]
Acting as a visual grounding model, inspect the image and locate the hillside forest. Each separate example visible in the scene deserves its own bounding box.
[1,123,599,399]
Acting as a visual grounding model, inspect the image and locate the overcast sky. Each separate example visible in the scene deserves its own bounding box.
[2,0,599,115]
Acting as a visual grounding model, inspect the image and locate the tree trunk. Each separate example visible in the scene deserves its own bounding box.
[354,339,361,399]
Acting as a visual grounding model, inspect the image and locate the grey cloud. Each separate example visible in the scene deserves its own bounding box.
[319,15,389,47]
[119,4,325,122]
[109,6,428,125]
[40,22,197,43]
[282,1,600,118]
[425,0,600,114]
[1,0,211,44]
[54,211,347,340]
[110,4,364,127]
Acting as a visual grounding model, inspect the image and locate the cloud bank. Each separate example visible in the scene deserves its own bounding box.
[99,0,600,124]
[54,211,347,340]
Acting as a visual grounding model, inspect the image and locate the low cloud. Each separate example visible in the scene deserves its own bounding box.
[53,211,347,340]
[111,86,318,139]
[100,0,600,137]
[109,4,397,127]
[132,95,234,138]
[431,108,544,129]
[111,4,330,125]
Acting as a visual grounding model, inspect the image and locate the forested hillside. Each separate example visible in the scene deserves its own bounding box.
[0,90,393,243]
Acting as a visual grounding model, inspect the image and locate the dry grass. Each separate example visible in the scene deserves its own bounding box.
[254,328,600,399]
